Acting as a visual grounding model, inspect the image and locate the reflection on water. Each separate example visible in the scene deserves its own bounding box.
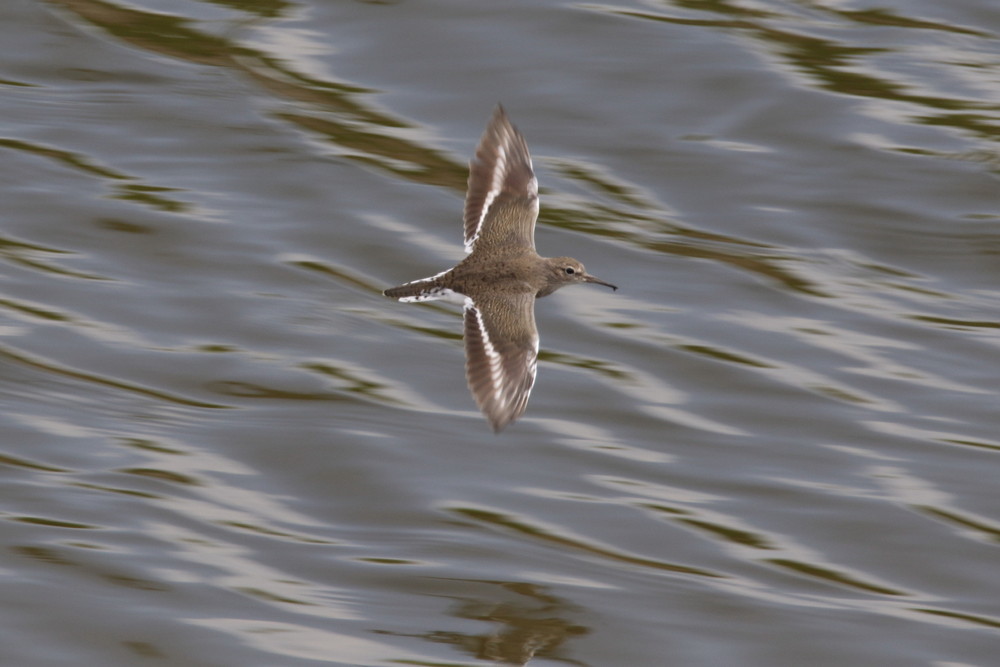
[2,0,998,664]
[380,580,589,666]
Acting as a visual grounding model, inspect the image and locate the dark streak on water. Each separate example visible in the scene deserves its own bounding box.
[1,0,998,665]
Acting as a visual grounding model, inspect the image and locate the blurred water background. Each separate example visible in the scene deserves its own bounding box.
[1,0,998,665]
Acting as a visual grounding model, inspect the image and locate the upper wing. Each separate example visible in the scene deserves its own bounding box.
[463,105,539,254]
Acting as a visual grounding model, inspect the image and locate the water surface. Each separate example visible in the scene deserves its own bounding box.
[1,0,998,664]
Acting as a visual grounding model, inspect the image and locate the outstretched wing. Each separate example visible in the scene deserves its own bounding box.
[463,291,539,432]
[464,105,539,254]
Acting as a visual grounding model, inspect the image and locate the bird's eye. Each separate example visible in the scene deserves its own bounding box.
[564,267,575,275]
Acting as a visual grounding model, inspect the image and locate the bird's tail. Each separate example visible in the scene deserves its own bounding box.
[383,274,458,303]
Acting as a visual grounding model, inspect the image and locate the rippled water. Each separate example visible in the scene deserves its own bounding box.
[3,0,999,665]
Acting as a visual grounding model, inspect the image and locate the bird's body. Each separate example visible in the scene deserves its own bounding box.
[384,106,616,431]
[382,248,596,301]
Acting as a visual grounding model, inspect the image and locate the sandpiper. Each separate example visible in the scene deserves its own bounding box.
[384,105,616,431]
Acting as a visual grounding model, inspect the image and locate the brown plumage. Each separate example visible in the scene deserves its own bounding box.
[384,106,616,431]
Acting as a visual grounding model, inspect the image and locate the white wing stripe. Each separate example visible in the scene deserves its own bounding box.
[465,141,509,254]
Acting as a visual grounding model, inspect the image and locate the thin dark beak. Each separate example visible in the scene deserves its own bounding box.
[584,274,618,291]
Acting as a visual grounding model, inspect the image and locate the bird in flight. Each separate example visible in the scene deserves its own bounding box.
[384,106,616,431]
